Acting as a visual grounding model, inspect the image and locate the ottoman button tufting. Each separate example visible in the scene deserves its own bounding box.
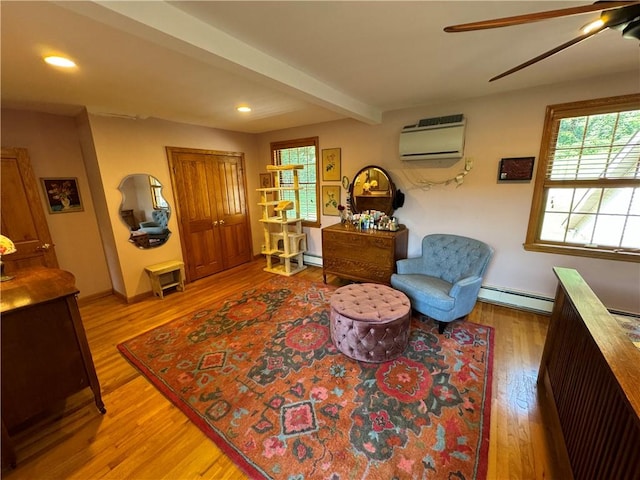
[329,283,411,363]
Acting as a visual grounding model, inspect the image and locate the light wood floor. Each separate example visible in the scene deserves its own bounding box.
[3,261,571,479]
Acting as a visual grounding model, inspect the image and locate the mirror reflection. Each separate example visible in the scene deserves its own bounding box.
[349,166,396,215]
[119,174,171,249]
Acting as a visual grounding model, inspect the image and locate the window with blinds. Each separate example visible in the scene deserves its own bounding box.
[150,176,169,210]
[270,137,320,227]
[525,94,640,261]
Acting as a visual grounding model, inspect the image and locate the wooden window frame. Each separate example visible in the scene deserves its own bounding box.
[524,94,640,263]
[270,137,320,228]
[149,176,168,210]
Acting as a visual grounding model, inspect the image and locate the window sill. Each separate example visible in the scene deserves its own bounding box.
[523,242,640,263]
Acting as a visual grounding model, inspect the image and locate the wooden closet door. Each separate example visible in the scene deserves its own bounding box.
[212,154,252,270]
[167,147,251,282]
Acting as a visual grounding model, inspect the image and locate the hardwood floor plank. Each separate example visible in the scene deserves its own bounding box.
[2,260,571,479]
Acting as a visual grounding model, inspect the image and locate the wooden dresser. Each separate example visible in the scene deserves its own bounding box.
[321,223,408,285]
[1,267,105,468]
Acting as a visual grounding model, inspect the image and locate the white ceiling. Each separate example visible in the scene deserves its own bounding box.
[1,1,638,134]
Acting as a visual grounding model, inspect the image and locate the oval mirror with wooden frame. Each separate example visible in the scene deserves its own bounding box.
[349,165,397,215]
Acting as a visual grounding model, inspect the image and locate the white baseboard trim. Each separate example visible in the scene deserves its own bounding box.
[304,255,555,314]
[479,286,553,314]
[304,255,637,317]
[303,254,323,267]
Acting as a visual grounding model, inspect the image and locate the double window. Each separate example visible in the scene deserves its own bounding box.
[270,137,320,227]
[525,94,640,261]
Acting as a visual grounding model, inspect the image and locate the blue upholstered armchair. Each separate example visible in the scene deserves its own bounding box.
[138,210,171,240]
[390,234,493,333]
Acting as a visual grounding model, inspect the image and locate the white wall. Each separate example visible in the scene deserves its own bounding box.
[256,72,640,313]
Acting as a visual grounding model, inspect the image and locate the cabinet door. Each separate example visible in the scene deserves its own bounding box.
[1,298,87,430]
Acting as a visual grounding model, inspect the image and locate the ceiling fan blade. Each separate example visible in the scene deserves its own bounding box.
[489,25,606,82]
[444,1,637,32]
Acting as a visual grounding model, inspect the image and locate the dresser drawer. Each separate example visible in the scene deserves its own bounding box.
[321,223,408,285]
[323,233,393,264]
[323,257,392,284]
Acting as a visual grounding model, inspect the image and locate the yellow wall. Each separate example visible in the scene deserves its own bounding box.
[84,114,258,300]
[1,109,113,298]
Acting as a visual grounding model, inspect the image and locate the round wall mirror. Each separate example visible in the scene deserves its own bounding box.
[118,174,171,249]
[349,165,397,215]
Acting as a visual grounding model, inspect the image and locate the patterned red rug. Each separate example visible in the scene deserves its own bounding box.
[118,276,494,479]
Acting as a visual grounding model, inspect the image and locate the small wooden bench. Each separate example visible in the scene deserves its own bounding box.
[144,260,185,299]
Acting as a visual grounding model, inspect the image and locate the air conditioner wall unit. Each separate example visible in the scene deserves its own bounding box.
[399,115,466,161]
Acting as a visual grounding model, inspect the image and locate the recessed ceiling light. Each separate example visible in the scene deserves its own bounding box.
[582,19,604,34]
[237,106,252,113]
[44,56,77,68]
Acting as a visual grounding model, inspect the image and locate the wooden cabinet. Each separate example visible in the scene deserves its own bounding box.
[1,267,104,468]
[321,223,408,284]
[120,208,138,229]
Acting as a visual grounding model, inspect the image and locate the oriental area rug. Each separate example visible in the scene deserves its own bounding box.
[118,277,494,479]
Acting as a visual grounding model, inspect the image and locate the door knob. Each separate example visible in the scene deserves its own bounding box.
[213,221,219,227]
[37,243,52,251]
[219,219,225,225]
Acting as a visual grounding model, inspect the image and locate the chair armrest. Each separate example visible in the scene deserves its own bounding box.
[449,276,482,298]
[396,257,425,275]
[139,221,159,228]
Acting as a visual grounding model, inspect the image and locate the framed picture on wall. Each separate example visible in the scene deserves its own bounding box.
[41,177,84,213]
[322,185,340,216]
[498,157,535,182]
[259,173,273,189]
[322,148,341,181]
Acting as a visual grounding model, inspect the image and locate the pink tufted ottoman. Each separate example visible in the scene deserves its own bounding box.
[330,283,411,363]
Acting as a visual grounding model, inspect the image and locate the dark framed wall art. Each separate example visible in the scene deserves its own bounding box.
[259,173,273,189]
[41,177,84,213]
[498,157,535,182]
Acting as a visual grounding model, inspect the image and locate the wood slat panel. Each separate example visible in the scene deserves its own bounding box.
[539,267,640,480]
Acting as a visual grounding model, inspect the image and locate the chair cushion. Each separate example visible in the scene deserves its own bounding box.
[390,274,454,311]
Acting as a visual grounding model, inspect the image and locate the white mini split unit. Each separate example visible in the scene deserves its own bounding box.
[399,114,466,161]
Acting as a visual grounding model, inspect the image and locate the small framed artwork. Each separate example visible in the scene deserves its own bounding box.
[41,177,84,213]
[322,148,341,181]
[259,173,273,189]
[498,157,535,182]
[322,185,340,216]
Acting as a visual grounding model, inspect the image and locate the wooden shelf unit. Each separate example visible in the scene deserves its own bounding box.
[257,165,307,276]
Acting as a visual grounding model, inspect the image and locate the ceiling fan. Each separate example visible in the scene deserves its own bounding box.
[444,1,640,81]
